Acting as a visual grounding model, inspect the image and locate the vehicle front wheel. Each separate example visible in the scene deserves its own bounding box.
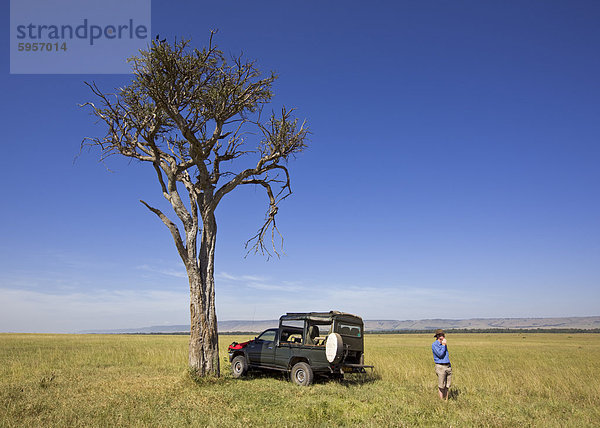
[290,362,313,386]
[231,355,248,378]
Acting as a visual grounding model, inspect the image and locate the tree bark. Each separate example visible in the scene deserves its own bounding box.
[188,211,219,376]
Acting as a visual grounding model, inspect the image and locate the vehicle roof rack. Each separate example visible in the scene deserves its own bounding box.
[280,311,363,322]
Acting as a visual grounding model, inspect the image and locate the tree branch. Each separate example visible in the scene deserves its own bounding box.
[140,199,188,264]
[83,35,309,264]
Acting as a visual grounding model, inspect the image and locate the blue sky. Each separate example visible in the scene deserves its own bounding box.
[1,1,599,332]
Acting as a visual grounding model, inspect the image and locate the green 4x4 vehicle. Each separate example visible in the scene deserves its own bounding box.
[228,311,373,386]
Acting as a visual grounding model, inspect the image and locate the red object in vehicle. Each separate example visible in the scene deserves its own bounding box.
[228,340,251,350]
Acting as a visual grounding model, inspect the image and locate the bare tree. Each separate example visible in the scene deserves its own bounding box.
[82,34,308,377]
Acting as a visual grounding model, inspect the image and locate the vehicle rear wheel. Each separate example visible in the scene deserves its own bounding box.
[231,355,248,378]
[290,362,313,386]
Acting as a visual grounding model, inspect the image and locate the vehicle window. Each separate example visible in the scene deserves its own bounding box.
[337,323,361,337]
[280,329,302,344]
[305,322,332,346]
[314,323,332,336]
[280,320,304,329]
[257,330,276,342]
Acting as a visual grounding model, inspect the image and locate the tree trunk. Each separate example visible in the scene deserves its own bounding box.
[188,212,220,376]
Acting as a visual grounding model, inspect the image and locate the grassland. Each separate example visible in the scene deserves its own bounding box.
[1,333,598,427]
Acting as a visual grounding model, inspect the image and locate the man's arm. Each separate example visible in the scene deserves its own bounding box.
[432,341,447,359]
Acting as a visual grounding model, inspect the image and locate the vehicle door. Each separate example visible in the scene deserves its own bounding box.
[274,329,300,369]
[246,329,277,366]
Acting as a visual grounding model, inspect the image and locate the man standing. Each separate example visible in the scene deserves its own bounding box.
[432,329,452,400]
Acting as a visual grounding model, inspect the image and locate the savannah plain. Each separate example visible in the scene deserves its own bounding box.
[1,333,598,427]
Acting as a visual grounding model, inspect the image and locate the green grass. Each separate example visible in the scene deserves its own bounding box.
[1,333,598,427]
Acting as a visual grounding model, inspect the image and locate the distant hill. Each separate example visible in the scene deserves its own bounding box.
[81,320,278,334]
[363,316,600,331]
[80,316,600,334]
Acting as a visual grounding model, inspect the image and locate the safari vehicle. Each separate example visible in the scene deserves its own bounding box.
[228,311,373,386]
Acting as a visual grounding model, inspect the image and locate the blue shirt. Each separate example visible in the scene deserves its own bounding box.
[432,340,450,364]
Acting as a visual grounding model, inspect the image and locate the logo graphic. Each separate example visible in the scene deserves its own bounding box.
[10,0,151,74]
